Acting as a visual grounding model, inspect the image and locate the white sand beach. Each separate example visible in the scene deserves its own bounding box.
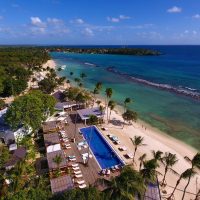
[99,106,200,200]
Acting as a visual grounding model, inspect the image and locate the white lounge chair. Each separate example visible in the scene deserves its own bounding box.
[119,146,127,151]
[73,170,82,175]
[75,174,83,178]
[114,140,120,145]
[69,157,76,161]
[76,180,85,184]
[79,184,87,189]
[126,153,134,159]
[73,167,80,170]
[71,163,79,167]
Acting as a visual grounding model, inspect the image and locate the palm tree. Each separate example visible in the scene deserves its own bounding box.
[105,88,113,122]
[140,159,161,184]
[95,82,102,91]
[161,152,178,186]
[108,100,116,122]
[124,97,132,112]
[66,79,70,87]
[130,136,145,163]
[168,168,196,200]
[80,72,87,79]
[53,154,62,170]
[74,78,80,86]
[181,153,200,200]
[101,166,145,200]
[152,150,163,163]
[138,153,147,170]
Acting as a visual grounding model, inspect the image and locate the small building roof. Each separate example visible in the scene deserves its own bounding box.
[13,147,26,159]
[47,150,67,170]
[4,147,26,169]
[42,121,58,133]
[52,91,66,102]
[77,107,104,120]
[44,133,60,146]
[55,102,77,110]
[0,130,15,145]
[50,175,74,194]
[47,144,61,153]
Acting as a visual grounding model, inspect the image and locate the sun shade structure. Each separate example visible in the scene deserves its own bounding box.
[44,133,60,147]
[77,107,104,125]
[50,175,74,194]
[47,150,67,170]
[42,121,58,133]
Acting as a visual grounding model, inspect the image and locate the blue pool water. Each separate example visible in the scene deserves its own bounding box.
[80,126,124,169]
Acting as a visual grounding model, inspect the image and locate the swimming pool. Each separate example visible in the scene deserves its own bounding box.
[79,126,124,169]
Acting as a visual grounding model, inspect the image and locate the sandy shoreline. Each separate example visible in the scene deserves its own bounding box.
[50,59,199,199]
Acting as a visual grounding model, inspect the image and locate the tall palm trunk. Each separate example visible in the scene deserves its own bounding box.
[168,177,181,199]
[139,161,142,170]
[162,167,168,186]
[133,147,137,163]
[181,175,192,200]
[106,97,109,123]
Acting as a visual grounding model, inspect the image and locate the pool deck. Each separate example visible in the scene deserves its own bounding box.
[63,111,121,187]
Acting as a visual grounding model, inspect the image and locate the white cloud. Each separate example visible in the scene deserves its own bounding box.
[107,15,131,23]
[119,15,130,20]
[47,18,63,25]
[30,17,46,27]
[192,14,200,19]
[167,6,182,13]
[129,24,154,29]
[192,30,197,35]
[30,27,46,34]
[82,27,94,36]
[107,17,120,23]
[70,18,85,24]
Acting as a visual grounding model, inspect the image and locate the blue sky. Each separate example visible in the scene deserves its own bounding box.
[0,0,200,45]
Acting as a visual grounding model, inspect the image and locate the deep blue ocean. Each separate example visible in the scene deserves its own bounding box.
[51,45,200,150]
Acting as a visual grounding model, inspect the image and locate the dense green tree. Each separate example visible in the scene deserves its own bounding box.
[38,77,57,94]
[101,166,145,200]
[5,90,56,130]
[0,99,6,110]
[122,109,137,127]
[51,187,102,200]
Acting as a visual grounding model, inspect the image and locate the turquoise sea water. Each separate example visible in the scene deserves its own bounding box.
[51,46,200,150]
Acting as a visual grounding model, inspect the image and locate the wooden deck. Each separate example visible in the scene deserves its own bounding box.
[62,111,101,186]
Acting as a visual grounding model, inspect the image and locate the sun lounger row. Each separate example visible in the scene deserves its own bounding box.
[107,134,121,144]
[69,163,87,189]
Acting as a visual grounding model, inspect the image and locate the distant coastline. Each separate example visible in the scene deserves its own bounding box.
[47,47,161,56]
